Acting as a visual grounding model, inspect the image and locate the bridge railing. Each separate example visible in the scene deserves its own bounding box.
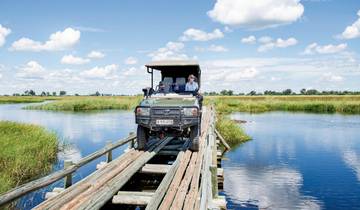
[0,133,136,207]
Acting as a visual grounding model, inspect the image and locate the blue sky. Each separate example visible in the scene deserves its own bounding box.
[0,0,360,94]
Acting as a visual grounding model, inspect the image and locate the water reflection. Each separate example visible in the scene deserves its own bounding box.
[225,166,321,210]
[226,112,360,210]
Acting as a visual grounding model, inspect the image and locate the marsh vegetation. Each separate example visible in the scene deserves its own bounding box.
[0,121,58,194]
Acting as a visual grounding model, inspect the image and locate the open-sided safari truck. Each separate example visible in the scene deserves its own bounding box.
[135,60,202,151]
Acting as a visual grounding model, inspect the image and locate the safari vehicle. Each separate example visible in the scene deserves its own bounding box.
[135,60,202,151]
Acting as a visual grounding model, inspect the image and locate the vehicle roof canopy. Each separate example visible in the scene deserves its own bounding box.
[145,60,201,84]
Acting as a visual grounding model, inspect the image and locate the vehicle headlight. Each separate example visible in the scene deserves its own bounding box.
[183,108,198,116]
[136,107,150,116]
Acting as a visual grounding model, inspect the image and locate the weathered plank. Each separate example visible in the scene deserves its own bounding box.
[140,164,171,174]
[34,149,140,210]
[158,150,192,210]
[69,137,173,210]
[112,191,154,205]
[171,152,198,209]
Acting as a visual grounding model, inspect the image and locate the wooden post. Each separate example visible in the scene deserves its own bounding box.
[106,141,112,163]
[129,132,135,148]
[210,165,218,198]
[64,160,73,188]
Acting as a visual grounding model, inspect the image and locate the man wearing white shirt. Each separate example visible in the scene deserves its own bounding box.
[185,74,199,92]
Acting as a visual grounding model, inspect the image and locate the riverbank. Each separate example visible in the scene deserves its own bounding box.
[0,96,58,104]
[0,121,58,194]
[208,95,360,114]
[25,96,142,111]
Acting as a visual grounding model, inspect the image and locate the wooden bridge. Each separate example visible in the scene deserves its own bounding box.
[0,106,230,210]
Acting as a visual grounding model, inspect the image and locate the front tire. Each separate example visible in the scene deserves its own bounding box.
[137,125,148,150]
[190,125,199,151]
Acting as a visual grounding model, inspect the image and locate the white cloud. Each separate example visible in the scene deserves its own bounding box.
[259,36,273,44]
[258,37,298,52]
[124,56,138,65]
[80,64,118,79]
[224,67,259,81]
[340,10,360,39]
[61,55,90,65]
[195,44,228,52]
[87,50,105,59]
[11,28,80,51]
[0,25,11,47]
[148,41,190,61]
[241,35,256,44]
[207,0,304,29]
[0,73,2,79]
[180,28,224,41]
[303,43,347,55]
[16,61,47,79]
[321,72,344,82]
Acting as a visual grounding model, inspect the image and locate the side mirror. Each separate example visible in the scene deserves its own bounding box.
[142,88,149,97]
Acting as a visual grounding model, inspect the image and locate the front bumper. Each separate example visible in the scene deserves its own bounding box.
[135,106,200,131]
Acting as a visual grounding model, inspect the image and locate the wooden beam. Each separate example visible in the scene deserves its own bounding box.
[140,164,171,174]
[112,191,154,205]
[69,137,173,210]
[215,129,231,151]
[157,150,192,210]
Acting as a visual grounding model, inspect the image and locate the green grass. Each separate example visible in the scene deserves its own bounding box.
[25,96,142,111]
[0,96,58,104]
[208,95,360,115]
[0,121,58,194]
[216,115,251,148]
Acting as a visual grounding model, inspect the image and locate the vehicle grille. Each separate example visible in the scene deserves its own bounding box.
[151,108,181,117]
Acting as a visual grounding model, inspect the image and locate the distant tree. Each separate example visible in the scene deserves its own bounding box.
[52,92,57,96]
[59,91,66,96]
[248,90,256,96]
[300,88,306,95]
[29,90,36,96]
[282,89,292,95]
[306,89,319,95]
[46,92,50,96]
[74,93,79,96]
[40,91,46,96]
[95,91,101,96]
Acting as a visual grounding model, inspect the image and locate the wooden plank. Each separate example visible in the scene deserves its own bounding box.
[215,129,231,151]
[70,137,173,210]
[171,152,198,209]
[145,140,190,210]
[0,134,136,207]
[34,149,140,210]
[140,164,171,174]
[158,150,179,156]
[112,191,154,205]
[157,150,192,210]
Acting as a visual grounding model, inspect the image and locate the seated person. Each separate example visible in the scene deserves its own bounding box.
[157,81,166,93]
[185,74,199,92]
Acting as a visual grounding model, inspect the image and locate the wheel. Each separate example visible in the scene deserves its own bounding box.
[137,125,148,150]
[190,125,199,151]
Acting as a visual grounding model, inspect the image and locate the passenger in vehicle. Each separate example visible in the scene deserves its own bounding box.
[157,81,166,93]
[185,74,199,92]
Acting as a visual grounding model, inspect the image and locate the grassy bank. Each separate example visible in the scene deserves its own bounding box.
[0,96,58,104]
[0,121,58,194]
[25,96,142,111]
[216,116,251,148]
[208,95,360,115]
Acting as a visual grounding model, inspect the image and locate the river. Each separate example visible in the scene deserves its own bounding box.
[0,104,359,209]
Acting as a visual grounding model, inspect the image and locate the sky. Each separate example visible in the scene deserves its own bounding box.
[0,0,360,95]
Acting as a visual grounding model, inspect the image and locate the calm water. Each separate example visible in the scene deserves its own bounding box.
[0,103,136,209]
[226,112,360,210]
[1,104,360,210]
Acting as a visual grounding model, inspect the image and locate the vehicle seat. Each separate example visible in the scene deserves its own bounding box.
[176,77,186,92]
[163,77,173,92]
